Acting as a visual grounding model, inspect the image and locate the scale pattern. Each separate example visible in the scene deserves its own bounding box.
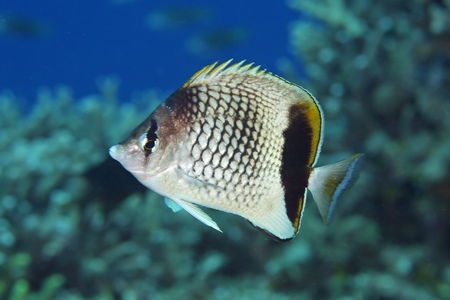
[173,72,290,209]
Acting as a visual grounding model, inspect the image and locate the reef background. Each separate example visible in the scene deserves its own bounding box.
[1,0,449,299]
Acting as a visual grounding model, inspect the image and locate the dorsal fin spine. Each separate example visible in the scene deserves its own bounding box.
[182,59,269,88]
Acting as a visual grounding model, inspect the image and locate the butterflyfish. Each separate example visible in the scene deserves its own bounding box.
[109,60,364,241]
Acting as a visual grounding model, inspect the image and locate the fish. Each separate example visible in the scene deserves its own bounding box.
[186,27,250,55]
[146,6,212,31]
[109,60,364,241]
[0,13,50,37]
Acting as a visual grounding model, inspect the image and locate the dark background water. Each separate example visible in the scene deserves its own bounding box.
[0,0,299,102]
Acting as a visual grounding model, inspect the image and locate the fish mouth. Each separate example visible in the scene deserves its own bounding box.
[109,144,151,179]
[109,145,121,161]
[109,144,145,174]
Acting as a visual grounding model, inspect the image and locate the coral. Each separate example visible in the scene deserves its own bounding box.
[0,79,162,299]
[282,0,450,298]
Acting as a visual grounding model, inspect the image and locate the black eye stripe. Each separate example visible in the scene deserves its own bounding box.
[147,133,157,141]
[142,119,159,155]
[147,119,158,141]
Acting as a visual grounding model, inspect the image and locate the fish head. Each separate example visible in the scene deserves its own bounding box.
[109,103,179,188]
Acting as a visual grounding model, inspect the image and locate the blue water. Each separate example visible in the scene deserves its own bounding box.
[0,0,299,102]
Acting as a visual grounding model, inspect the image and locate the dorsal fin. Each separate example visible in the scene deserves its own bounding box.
[182,59,265,88]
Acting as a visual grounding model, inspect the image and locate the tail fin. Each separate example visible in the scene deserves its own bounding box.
[308,153,364,224]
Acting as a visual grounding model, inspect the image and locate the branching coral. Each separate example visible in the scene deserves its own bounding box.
[0,79,162,298]
[283,0,450,298]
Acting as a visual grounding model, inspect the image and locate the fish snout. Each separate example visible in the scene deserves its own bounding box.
[109,145,121,161]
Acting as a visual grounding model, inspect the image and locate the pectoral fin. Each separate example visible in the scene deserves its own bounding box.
[175,166,222,189]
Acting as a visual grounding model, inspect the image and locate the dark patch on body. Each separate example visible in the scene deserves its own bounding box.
[281,103,314,229]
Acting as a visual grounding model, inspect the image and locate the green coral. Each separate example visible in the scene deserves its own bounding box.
[0,79,161,299]
[283,0,450,298]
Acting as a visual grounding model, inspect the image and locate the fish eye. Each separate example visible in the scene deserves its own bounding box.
[139,119,160,154]
[139,133,159,154]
